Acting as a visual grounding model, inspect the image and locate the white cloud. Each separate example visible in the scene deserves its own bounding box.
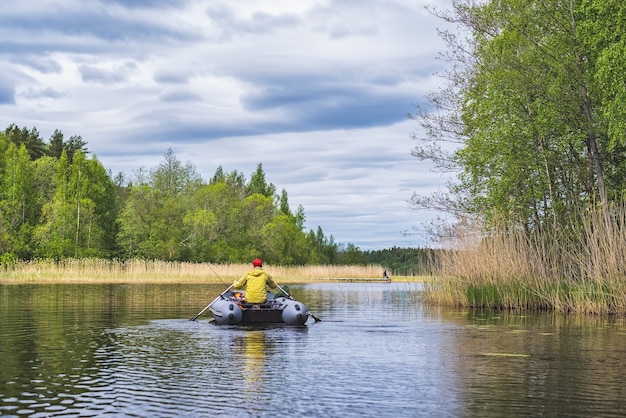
[0,0,455,250]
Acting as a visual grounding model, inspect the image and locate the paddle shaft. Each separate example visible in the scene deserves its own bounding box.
[190,284,234,321]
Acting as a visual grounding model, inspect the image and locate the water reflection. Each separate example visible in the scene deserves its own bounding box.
[238,330,265,397]
[445,310,626,417]
[2,283,626,417]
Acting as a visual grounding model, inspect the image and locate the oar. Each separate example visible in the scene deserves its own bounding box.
[190,284,234,321]
[275,284,321,322]
[307,311,322,323]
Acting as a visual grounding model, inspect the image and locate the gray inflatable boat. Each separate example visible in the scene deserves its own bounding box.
[208,288,310,326]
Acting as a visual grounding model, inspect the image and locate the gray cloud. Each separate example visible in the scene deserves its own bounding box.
[0,0,454,249]
[20,87,65,100]
[159,89,202,103]
[204,4,302,40]
[153,70,192,84]
[16,57,64,74]
[0,2,200,50]
[102,0,191,10]
[79,62,137,84]
[0,79,15,104]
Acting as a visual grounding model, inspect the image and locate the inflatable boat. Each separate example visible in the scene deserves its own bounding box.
[208,287,310,325]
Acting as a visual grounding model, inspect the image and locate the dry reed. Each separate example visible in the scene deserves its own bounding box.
[423,206,626,315]
[0,259,401,284]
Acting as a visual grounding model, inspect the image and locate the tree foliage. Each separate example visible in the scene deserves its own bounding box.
[412,0,626,233]
[0,125,393,265]
[0,143,34,257]
[33,150,117,259]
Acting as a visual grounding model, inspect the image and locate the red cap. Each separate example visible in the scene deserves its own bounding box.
[253,258,263,267]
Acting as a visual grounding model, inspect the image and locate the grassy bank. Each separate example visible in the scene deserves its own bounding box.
[423,208,626,315]
[0,258,419,284]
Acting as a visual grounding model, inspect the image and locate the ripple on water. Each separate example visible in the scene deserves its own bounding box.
[4,283,626,417]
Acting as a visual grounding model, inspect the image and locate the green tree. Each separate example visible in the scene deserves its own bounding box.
[238,193,278,257]
[35,150,116,258]
[247,163,276,198]
[294,204,306,230]
[4,124,47,160]
[80,154,119,256]
[152,148,201,196]
[34,151,73,258]
[210,165,225,183]
[116,182,155,259]
[0,132,10,174]
[340,243,364,265]
[278,188,291,216]
[48,129,65,159]
[47,129,89,162]
[182,206,218,261]
[307,226,338,264]
[31,156,58,219]
[260,214,310,264]
[180,180,239,262]
[0,127,363,265]
[412,0,626,232]
[0,143,34,257]
[117,149,201,260]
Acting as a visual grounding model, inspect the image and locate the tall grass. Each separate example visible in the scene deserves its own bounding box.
[423,206,626,315]
[0,259,391,284]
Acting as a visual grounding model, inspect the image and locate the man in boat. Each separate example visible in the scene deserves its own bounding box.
[233,258,278,304]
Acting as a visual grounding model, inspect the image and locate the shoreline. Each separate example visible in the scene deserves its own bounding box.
[0,277,422,285]
[0,258,424,285]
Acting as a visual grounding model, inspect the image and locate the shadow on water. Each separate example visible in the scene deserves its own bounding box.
[2,282,626,417]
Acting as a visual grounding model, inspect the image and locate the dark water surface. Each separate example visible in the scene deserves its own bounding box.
[1,282,626,417]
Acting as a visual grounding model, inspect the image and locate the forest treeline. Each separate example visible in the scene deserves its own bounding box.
[0,124,429,273]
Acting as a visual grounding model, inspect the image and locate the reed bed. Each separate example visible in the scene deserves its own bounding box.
[0,258,395,284]
[423,207,626,315]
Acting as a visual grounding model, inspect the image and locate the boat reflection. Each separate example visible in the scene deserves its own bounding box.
[240,330,266,396]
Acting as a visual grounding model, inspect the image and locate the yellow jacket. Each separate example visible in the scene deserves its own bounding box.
[233,267,278,303]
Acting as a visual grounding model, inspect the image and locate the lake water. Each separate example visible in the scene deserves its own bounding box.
[1,282,626,417]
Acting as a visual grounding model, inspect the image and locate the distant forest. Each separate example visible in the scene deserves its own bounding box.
[0,124,432,275]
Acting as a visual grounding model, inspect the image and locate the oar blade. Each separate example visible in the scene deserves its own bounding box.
[309,312,321,322]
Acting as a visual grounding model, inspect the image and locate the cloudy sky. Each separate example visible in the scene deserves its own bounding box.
[1,0,455,250]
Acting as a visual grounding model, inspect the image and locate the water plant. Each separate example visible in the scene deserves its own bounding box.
[423,207,626,315]
[0,258,394,284]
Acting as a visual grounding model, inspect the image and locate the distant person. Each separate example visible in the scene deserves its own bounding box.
[233,258,278,303]
[383,270,389,279]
